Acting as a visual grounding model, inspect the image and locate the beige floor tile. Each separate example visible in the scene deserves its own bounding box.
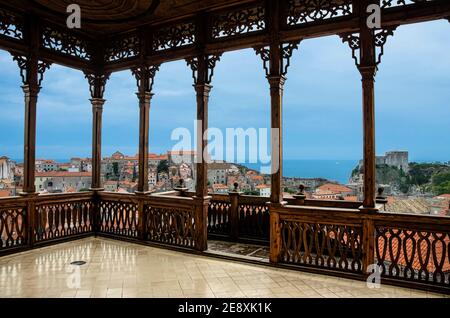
[0,237,442,299]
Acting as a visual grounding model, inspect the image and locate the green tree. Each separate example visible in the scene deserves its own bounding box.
[157,160,169,174]
[112,162,119,177]
[132,165,137,182]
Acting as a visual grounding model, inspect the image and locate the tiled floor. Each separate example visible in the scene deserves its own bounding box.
[0,238,447,298]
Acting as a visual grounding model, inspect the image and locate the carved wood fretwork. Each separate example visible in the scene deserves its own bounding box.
[0,7,23,40]
[152,21,196,52]
[131,64,160,92]
[145,205,196,248]
[186,54,222,85]
[42,26,92,61]
[376,226,450,287]
[211,4,265,39]
[381,0,436,9]
[84,72,111,99]
[0,206,26,249]
[208,201,231,236]
[105,34,140,62]
[12,54,52,87]
[35,200,93,242]
[254,41,300,77]
[99,200,139,238]
[280,220,363,272]
[340,26,397,68]
[286,0,353,26]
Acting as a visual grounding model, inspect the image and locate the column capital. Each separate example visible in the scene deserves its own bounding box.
[358,65,377,80]
[21,84,40,96]
[90,98,106,110]
[136,91,154,103]
[85,72,110,99]
[267,75,287,88]
[194,83,213,96]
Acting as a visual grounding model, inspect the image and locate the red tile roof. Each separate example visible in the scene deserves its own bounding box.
[378,231,450,272]
[317,183,352,194]
[35,172,91,177]
[0,190,11,197]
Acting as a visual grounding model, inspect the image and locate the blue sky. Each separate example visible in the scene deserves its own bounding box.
[0,20,449,162]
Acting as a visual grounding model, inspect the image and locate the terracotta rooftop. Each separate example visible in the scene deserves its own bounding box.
[35,172,91,177]
[317,183,353,194]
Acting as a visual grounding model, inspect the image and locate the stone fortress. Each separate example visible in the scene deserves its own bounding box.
[359,151,409,172]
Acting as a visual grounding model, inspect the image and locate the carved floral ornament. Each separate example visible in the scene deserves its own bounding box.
[84,72,111,99]
[0,8,24,40]
[254,41,301,77]
[186,54,222,85]
[131,64,160,92]
[11,54,52,87]
[339,26,397,68]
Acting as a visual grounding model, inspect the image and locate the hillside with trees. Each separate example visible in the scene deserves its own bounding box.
[354,162,450,195]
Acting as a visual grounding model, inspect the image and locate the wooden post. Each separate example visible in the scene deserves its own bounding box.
[192,70,211,251]
[85,72,109,234]
[269,209,282,264]
[132,65,159,194]
[132,63,159,240]
[90,97,105,190]
[359,0,378,212]
[85,73,109,190]
[187,14,221,252]
[255,0,300,264]
[15,16,43,195]
[362,218,375,275]
[228,185,241,240]
[268,0,284,205]
[11,16,51,247]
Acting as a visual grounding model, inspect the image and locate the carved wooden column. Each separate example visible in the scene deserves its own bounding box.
[132,65,159,194]
[186,53,221,251]
[12,19,51,195]
[10,17,51,247]
[84,73,110,191]
[340,1,396,275]
[340,2,396,212]
[255,1,300,264]
[255,0,299,206]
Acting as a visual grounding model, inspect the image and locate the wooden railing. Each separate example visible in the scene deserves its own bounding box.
[207,193,363,244]
[34,192,94,244]
[0,196,27,252]
[208,193,270,243]
[1,191,449,293]
[372,213,450,291]
[270,204,450,292]
[97,192,199,249]
[0,192,95,255]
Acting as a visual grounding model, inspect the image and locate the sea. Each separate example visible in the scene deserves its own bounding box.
[243,160,359,185]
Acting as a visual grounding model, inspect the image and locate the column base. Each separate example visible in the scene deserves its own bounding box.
[359,205,379,213]
[89,188,105,192]
[135,191,154,196]
[18,192,39,197]
[267,201,287,209]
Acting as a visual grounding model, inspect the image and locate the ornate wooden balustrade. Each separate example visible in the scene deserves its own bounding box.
[0,191,449,293]
[270,205,450,293]
[34,192,94,244]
